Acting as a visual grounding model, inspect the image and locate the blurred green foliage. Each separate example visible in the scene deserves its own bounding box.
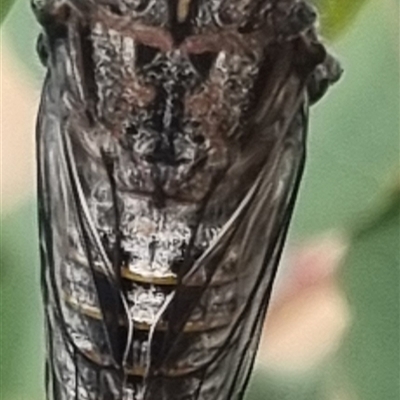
[246,368,329,400]
[338,188,400,400]
[0,0,15,22]
[313,0,370,39]
[292,0,399,237]
[1,0,399,400]
[0,205,43,400]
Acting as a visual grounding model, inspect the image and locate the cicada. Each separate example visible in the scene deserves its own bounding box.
[33,0,341,399]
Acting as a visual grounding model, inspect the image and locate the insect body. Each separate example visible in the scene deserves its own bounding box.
[34,0,341,399]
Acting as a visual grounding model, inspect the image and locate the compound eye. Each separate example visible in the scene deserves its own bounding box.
[36,32,49,66]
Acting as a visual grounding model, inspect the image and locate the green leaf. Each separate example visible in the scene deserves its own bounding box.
[246,367,328,400]
[312,0,371,39]
[2,0,44,82]
[0,203,44,400]
[292,0,399,238]
[0,0,16,23]
[336,191,400,400]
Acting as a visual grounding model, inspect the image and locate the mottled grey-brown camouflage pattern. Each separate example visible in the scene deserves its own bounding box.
[33,0,340,399]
